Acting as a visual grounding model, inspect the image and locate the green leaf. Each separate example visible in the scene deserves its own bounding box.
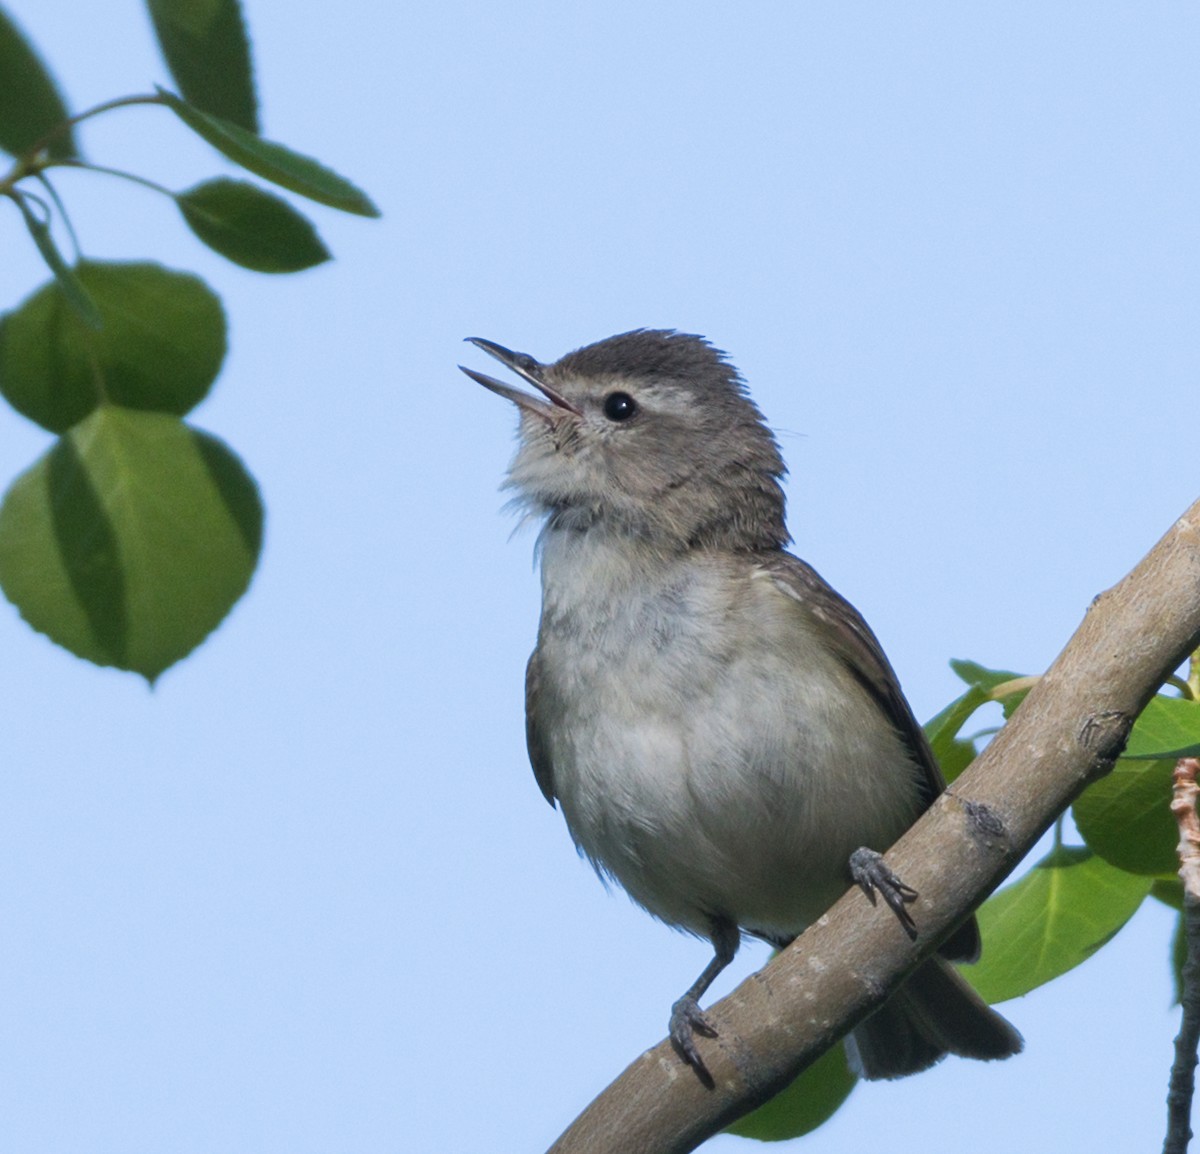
[157,88,380,217]
[0,260,226,432]
[146,0,258,132]
[925,684,987,748]
[936,736,980,783]
[12,195,101,329]
[1154,878,1184,911]
[1123,695,1200,760]
[0,406,262,681]
[724,1042,857,1141]
[962,844,1151,1003]
[0,8,76,158]
[925,686,988,783]
[950,658,1023,691]
[924,661,1033,783]
[176,178,330,271]
[1073,758,1179,876]
[949,658,1031,719]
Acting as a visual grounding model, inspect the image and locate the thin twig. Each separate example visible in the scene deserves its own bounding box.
[24,93,165,160]
[1,93,166,197]
[1165,757,1200,1154]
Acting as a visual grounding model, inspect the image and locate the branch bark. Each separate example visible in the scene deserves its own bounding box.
[1165,756,1200,1154]
[548,498,1200,1154]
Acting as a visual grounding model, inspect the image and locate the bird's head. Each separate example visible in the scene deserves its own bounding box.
[461,329,788,552]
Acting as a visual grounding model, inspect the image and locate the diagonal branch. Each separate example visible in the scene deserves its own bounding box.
[548,498,1200,1154]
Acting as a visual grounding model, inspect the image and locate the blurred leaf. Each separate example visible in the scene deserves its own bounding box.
[146,0,257,131]
[949,658,1031,719]
[1073,758,1179,876]
[724,1042,857,1141]
[157,88,380,216]
[925,661,1032,783]
[935,736,979,783]
[924,684,988,772]
[1123,695,1200,760]
[12,195,101,328]
[963,844,1151,1003]
[0,8,76,158]
[177,178,330,271]
[0,406,262,681]
[950,659,1023,691]
[0,260,225,432]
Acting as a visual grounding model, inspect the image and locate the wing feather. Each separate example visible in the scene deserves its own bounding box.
[763,553,980,962]
[525,649,557,806]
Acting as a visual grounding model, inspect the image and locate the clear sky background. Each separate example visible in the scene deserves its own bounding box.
[2,3,1197,1152]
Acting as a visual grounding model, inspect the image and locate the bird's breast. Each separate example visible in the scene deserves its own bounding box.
[533,528,923,939]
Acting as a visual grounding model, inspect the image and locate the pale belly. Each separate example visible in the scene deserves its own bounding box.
[536,548,925,942]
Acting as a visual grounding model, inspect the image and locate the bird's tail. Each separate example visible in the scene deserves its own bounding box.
[846,956,1023,1081]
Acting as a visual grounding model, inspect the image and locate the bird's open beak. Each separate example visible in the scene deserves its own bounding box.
[460,338,581,420]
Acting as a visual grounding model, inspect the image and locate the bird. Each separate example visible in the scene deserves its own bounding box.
[461,328,1022,1082]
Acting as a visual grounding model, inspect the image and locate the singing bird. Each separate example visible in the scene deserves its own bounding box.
[462,329,1021,1080]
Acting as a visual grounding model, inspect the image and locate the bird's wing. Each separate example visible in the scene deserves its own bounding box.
[762,552,979,962]
[763,552,946,804]
[525,648,557,806]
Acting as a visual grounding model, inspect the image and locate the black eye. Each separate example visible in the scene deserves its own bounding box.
[603,392,638,422]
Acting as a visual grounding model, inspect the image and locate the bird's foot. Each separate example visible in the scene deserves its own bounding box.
[849,847,919,940]
[669,993,718,1085]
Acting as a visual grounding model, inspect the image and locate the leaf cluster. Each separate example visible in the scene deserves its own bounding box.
[0,2,377,679]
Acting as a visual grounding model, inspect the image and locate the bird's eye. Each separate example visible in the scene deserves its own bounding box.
[603,392,638,422]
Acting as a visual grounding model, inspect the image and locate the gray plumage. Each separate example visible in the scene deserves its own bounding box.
[463,329,1022,1080]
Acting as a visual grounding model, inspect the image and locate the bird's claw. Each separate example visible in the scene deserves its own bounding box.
[849,846,919,940]
[669,994,718,1084]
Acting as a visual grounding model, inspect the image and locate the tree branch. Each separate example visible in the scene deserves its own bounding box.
[548,498,1200,1154]
[1165,756,1200,1154]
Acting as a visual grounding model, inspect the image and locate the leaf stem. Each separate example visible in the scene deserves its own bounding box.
[988,675,1041,702]
[11,189,103,328]
[1,93,168,198]
[55,159,177,201]
[25,93,166,161]
[34,173,81,261]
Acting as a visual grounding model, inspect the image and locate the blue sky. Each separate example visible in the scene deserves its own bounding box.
[1,3,1197,1151]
